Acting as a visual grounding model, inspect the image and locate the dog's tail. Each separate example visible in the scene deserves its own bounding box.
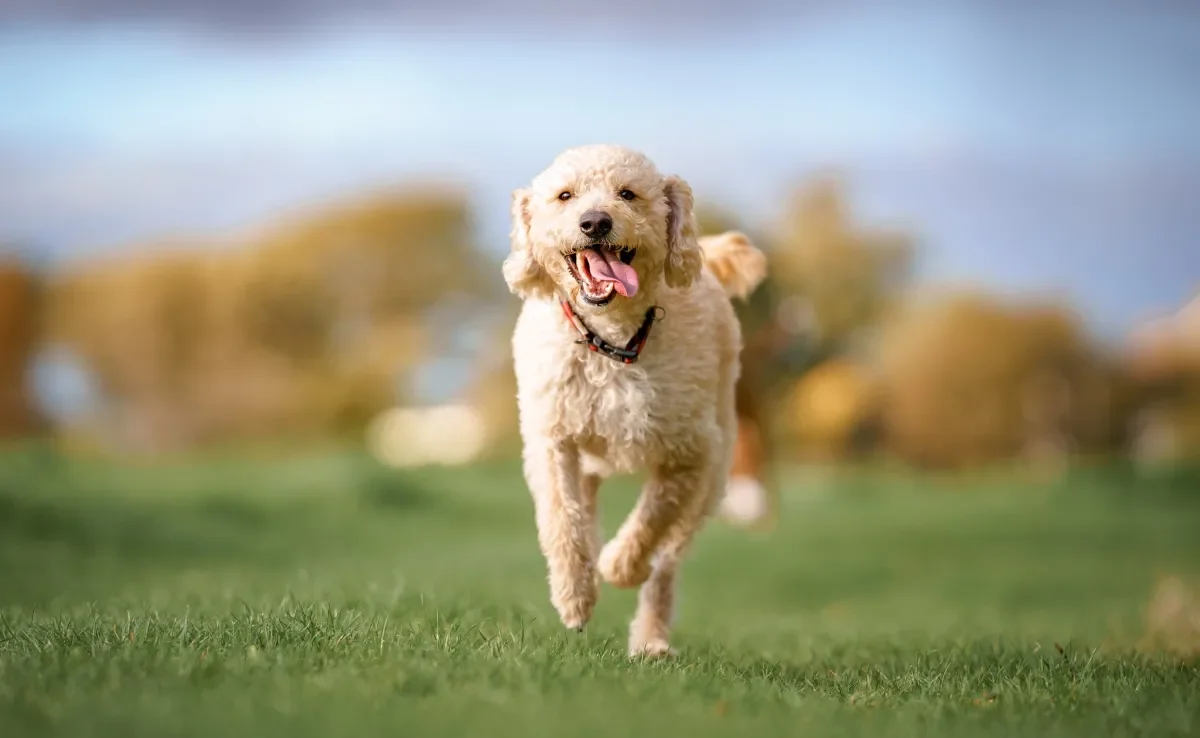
[699,231,768,301]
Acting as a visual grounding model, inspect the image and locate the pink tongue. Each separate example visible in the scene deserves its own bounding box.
[580,248,639,297]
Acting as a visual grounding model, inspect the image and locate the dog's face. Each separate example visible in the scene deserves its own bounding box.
[503,145,702,312]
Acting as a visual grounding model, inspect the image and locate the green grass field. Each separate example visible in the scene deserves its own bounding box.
[1,447,1198,737]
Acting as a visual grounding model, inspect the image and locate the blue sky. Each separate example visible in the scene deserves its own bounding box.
[1,4,1198,335]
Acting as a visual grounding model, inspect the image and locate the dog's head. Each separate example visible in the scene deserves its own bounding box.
[503,145,702,313]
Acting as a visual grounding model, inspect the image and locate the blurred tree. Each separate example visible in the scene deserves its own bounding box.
[462,334,522,459]
[250,188,478,435]
[696,202,777,338]
[729,173,916,461]
[43,186,487,453]
[1125,294,1200,466]
[257,188,488,318]
[772,172,914,352]
[875,291,1124,470]
[237,251,335,367]
[786,358,876,461]
[0,256,44,439]
[45,247,216,449]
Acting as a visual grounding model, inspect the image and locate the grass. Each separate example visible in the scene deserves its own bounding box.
[0,446,1198,737]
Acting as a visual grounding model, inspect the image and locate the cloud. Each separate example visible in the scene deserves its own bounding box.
[0,0,841,33]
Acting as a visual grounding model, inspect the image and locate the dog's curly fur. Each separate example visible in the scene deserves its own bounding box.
[503,145,767,656]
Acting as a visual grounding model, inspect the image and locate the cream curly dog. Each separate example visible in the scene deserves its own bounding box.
[503,144,767,656]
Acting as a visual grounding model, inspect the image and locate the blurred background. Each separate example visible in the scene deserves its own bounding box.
[2,2,1198,476]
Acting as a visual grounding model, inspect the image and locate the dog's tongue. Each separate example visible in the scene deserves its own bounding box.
[579,248,639,297]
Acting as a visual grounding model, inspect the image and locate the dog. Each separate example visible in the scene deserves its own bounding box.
[502,144,767,656]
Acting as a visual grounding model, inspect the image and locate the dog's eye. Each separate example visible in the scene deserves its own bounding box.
[558,191,572,201]
[619,189,637,201]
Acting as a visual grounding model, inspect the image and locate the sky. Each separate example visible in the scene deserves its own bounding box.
[1,2,1198,337]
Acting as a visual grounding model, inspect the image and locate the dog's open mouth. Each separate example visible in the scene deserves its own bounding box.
[564,246,638,305]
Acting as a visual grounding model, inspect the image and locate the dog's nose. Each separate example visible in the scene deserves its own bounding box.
[579,210,613,238]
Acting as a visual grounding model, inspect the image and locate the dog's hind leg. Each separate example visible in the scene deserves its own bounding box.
[628,360,738,656]
[628,558,679,657]
[525,441,598,631]
[626,468,721,657]
[597,459,708,591]
[597,465,705,592]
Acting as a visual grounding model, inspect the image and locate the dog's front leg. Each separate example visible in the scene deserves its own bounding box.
[526,440,598,631]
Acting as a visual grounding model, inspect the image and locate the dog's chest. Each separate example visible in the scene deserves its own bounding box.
[554,355,657,445]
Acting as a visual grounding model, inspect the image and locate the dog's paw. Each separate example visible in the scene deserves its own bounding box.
[629,637,676,659]
[557,604,592,632]
[551,578,597,631]
[597,539,652,589]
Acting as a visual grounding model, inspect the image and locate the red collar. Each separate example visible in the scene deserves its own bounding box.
[559,300,662,365]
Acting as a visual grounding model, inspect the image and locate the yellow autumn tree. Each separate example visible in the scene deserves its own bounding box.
[771,173,914,350]
[875,291,1123,470]
[0,257,43,439]
[763,173,915,458]
[44,185,487,452]
[1125,294,1200,465]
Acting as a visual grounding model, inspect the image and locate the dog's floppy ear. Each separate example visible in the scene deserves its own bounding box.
[502,187,554,299]
[663,175,703,289]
